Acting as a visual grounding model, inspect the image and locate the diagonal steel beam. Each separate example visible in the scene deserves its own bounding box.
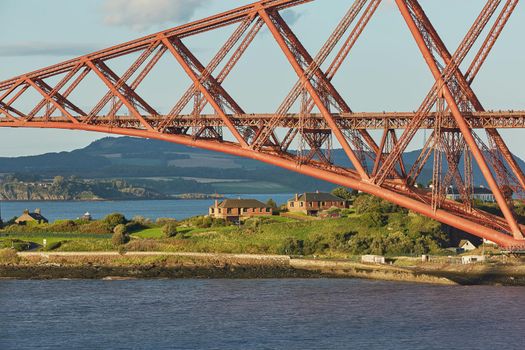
[25,78,79,124]
[375,0,504,185]
[160,34,248,147]
[160,16,256,132]
[84,60,154,131]
[395,0,523,239]
[258,8,369,179]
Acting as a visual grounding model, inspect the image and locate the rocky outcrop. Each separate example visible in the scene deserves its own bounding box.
[0,177,165,200]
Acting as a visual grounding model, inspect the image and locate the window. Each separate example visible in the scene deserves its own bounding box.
[290,202,294,207]
[227,208,232,214]
[210,208,214,213]
[300,202,304,207]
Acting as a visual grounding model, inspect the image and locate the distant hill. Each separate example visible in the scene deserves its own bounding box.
[0,137,336,194]
[0,136,522,194]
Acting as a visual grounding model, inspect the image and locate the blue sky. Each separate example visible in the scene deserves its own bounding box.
[0,0,523,157]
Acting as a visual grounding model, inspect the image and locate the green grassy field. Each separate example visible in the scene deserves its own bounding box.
[0,200,450,258]
[0,232,112,251]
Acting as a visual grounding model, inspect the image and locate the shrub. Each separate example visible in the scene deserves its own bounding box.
[117,245,127,255]
[113,224,128,235]
[104,213,127,229]
[132,215,152,226]
[112,230,130,246]
[303,235,329,255]
[279,238,304,256]
[331,187,357,201]
[156,218,177,226]
[79,220,113,234]
[162,221,179,238]
[195,216,213,228]
[0,248,20,264]
[124,221,145,233]
[354,195,404,215]
[48,220,78,233]
[361,211,387,227]
[211,218,228,228]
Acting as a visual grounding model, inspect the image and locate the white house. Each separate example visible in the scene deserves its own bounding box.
[446,186,495,203]
[459,240,477,252]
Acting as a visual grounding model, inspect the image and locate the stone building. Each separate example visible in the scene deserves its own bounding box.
[287,191,348,215]
[15,208,48,224]
[209,199,272,221]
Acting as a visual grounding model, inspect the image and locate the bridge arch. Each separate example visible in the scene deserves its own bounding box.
[1,0,524,249]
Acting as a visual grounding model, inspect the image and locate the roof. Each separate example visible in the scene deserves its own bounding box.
[15,211,48,223]
[291,192,345,202]
[214,199,269,209]
[459,240,477,247]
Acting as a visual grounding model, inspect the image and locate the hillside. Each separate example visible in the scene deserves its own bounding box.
[0,137,336,195]
[0,136,522,195]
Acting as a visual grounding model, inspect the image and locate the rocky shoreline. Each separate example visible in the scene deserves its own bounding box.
[1,252,524,285]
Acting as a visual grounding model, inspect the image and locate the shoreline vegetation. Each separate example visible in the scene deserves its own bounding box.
[1,190,524,285]
[1,252,524,286]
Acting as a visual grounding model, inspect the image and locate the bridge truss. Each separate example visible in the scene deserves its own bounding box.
[1,0,524,248]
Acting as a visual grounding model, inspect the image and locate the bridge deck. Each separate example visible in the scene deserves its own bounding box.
[2,111,525,130]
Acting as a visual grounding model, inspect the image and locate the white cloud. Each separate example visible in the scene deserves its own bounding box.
[102,0,208,31]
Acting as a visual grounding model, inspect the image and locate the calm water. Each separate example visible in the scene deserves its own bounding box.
[1,279,524,350]
[0,194,293,222]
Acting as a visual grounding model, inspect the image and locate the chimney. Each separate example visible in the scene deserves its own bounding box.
[214,200,218,207]
[295,193,298,201]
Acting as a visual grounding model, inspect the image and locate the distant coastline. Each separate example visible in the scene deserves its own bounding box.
[0,194,224,202]
[0,175,225,202]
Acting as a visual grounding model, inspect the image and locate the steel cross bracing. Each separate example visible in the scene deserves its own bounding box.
[1,0,524,249]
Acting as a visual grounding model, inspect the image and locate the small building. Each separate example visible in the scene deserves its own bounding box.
[81,212,92,221]
[446,186,495,203]
[287,191,348,215]
[209,198,272,221]
[461,255,486,264]
[459,240,477,252]
[15,208,48,224]
[361,255,386,264]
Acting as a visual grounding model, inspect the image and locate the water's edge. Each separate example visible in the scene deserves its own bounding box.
[2,252,525,286]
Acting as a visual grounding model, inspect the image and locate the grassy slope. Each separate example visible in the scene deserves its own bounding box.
[1,215,355,255]
[0,208,444,257]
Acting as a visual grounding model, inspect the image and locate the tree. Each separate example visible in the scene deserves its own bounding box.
[162,221,179,238]
[331,187,357,201]
[53,176,65,185]
[111,230,130,247]
[266,198,278,209]
[113,224,128,235]
[104,213,127,229]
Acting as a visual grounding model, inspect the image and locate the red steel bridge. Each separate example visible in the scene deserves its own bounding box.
[1,0,525,249]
